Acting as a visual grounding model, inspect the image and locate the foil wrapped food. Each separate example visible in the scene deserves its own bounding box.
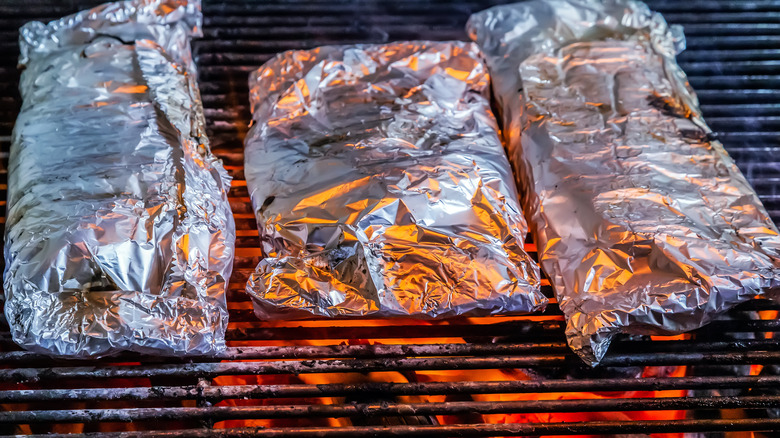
[4,0,235,357]
[244,41,545,319]
[468,0,780,365]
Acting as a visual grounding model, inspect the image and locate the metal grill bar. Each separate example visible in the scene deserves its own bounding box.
[3,351,780,383]
[5,395,780,423]
[1,337,777,365]
[16,419,780,438]
[1,375,779,403]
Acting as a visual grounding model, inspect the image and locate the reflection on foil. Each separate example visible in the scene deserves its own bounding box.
[4,0,235,357]
[468,0,780,365]
[244,41,545,319]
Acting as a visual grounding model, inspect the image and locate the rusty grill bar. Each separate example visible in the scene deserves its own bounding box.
[1,0,780,436]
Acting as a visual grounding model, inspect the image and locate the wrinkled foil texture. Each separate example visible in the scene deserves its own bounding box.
[5,0,235,357]
[469,0,780,365]
[244,41,545,319]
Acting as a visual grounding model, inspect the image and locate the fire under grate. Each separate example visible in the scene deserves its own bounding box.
[1,0,780,436]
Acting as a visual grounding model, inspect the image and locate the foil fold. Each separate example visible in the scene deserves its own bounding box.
[244,41,545,319]
[4,0,235,357]
[468,0,780,364]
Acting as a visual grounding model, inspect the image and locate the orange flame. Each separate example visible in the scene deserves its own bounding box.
[212,317,691,435]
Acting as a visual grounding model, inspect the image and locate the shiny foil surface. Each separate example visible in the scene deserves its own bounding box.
[5,0,235,357]
[469,0,780,365]
[244,41,545,319]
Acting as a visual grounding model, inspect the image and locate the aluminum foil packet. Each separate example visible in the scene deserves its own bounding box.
[5,0,235,357]
[244,41,545,319]
[468,0,780,365]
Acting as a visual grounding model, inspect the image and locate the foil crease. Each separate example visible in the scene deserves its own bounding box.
[244,41,545,319]
[5,0,235,357]
[468,0,780,365]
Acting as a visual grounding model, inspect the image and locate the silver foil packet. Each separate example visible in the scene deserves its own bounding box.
[244,41,545,319]
[468,0,780,365]
[5,0,235,357]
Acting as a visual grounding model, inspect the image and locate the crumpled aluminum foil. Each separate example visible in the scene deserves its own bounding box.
[244,41,545,319]
[468,0,780,365]
[4,0,235,357]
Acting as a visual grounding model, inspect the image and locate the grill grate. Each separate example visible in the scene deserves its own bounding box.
[1,0,780,436]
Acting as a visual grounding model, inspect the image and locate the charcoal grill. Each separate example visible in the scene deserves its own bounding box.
[1,0,780,436]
